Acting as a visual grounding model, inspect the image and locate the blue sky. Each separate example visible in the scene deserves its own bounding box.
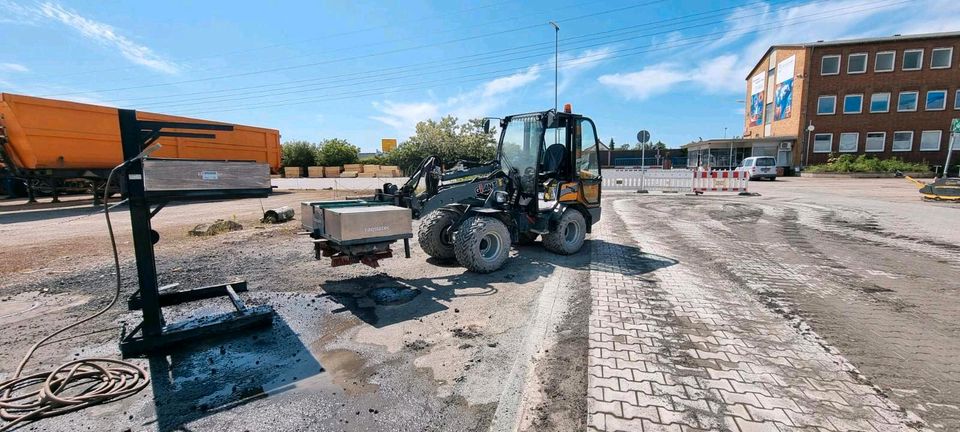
[1,0,959,152]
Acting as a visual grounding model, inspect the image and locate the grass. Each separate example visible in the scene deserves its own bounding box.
[805,154,931,173]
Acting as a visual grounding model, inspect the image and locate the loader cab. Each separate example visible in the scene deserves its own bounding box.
[493,107,602,209]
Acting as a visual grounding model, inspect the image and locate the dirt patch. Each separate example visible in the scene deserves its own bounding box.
[522,277,590,431]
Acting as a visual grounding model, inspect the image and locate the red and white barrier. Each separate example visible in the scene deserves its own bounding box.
[692,170,750,193]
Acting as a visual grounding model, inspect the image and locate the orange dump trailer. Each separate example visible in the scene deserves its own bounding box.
[0,93,281,197]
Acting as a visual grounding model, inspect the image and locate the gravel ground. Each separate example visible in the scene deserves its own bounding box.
[0,188,591,432]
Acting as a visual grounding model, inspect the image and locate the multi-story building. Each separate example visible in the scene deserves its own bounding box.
[686,32,959,172]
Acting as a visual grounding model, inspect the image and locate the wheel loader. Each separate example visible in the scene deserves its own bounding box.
[301,105,603,273]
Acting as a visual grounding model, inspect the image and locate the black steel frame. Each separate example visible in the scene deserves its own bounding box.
[116,109,274,358]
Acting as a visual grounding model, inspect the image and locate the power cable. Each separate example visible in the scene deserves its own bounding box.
[0,163,149,431]
[168,0,909,116]
[117,0,802,108]
[39,0,671,97]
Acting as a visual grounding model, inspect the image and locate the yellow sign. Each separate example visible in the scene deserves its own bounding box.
[381,138,397,152]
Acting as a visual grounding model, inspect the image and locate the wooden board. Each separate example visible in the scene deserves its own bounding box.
[284,166,302,178]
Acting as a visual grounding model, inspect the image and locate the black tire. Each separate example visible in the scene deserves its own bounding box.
[543,209,587,255]
[418,208,460,259]
[454,216,511,273]
[517,232,539,245]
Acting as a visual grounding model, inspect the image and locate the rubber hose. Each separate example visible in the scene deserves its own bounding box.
[0,165,150,431]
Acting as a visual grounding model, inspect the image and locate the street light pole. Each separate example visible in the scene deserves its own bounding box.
[549,21,559,113]
[804,122,815,170]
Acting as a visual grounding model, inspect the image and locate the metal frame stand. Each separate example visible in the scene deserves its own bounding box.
[116,109,273,358]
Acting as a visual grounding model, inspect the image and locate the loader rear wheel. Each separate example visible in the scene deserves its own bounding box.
[543,209,586,255]
[418,208,460,260]
[454,216,511,273]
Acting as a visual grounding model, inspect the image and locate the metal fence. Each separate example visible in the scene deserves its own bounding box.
[603,168,750,194]
[603,168,694,192]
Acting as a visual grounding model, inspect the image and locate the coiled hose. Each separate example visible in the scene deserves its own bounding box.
[0,164,150,431]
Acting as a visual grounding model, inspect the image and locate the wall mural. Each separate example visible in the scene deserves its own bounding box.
[749,71,766,127]
[774,55,796,121]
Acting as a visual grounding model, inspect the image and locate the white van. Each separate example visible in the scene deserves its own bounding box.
[737,156,777,180]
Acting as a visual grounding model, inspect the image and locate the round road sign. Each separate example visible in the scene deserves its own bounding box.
[636,130,650,144]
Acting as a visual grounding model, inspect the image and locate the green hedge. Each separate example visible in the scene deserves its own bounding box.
[805,154,931,173]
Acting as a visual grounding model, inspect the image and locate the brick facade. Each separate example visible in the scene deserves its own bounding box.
[743,33,960,168]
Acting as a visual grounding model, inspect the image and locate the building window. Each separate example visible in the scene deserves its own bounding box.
[931,47,953,69]
[764,102,773,125]
[920,130,942,151]
[898,91,919,112]
[892,131,913,152]
[903,49,923,70]
[817,95,837,115]
[875,51,895,72]
[865,132,885,152]
[843,94,863,114]
[839,133,859,153]
[870,92,891,113]
[956,90,960,110]
[813,133,833,153]
[926,90,947,111]
[847,53,868,74]
[821,55,840,75]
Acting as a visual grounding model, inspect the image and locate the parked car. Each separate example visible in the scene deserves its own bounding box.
[737,156,778,180]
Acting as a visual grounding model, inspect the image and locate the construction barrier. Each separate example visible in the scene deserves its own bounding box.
[603,168,750,194]
[603,168,694,192]
[692,170,750,193]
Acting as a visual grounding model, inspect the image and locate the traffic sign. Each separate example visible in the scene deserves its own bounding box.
[951,118,960,133]
[636,130,650,144]
[381,138,397,152]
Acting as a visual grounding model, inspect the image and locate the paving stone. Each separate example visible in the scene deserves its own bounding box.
[585,202,927,432]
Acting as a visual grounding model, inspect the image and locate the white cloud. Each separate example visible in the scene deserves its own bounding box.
[598,54,742,100]
[371,64,544,137]
[5,2,179,74]
[371,101,441,136]
[370,47,615,136]
[481,65,541,98]
[598,0,958,100]
[0,63,29,72]
[558,47,612,93]
[597,65,688,101]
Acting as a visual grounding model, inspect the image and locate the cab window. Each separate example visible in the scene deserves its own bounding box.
[575,119,600,179]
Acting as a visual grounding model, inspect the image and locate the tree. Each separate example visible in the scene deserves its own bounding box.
[316,138,360,167]
[608,138,616,150]
[383,116,497,174]
[281,140,317,168]
[637,140,668,151]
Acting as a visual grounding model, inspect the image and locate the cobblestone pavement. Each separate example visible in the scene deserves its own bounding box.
[585,192,955,431]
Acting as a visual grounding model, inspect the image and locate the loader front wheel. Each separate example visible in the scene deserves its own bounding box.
[543,209,586,255]
[418,208,460,260]
[454,216,511,273]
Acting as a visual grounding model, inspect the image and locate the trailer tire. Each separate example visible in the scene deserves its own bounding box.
[418,208,460,259]
[454,216,511,273]
[543,209,586,255]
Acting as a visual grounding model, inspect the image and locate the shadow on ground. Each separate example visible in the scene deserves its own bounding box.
[319,239,677,328]
[146,316,322,432]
